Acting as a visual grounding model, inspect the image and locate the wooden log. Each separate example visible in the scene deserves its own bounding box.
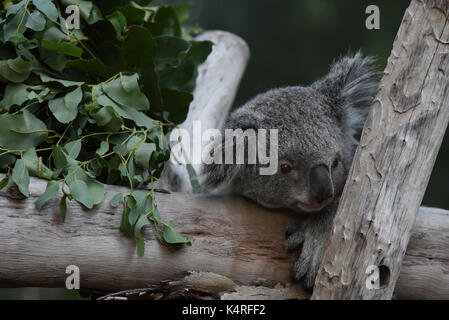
[395,207,449,300]
[157,30,250,193]
[0,175,447,299]
[311,0,449,300]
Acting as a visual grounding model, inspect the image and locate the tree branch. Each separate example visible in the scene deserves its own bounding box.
[0,175,447,299]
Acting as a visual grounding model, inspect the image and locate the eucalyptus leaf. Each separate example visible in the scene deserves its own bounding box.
[160,88,192,124]
[96,140,109,156]
[52,146,71,169]
[25,11,46,32]
[66,58,114,79]
[110,192,123,207]
[148,6,181,38]
[127,154,135,178]
[0,176,9,190]
[5,0,27,17]
[116,5,145,25]
[35,180,59,211]
[65,165,105,208]
[94,153,109,168]
[159,40,213,91]
[42,26,69,42]
[48,87,83,123]
[2,5,27,41]
[118,162,127,177]
[135,214,150,257]
[126,136,142,151]
[32,0,58,21]
[42,40,83,58]
[39,27,71,69]
[155,36,190,60]
[64,140,82,159]
[120,199,133,237]
[135,143,156,170]
[84,176,106,205]
[96,92,156,129]
[0,110,48,150]
[12,158,29,197]
[67,176,93,208]
[122,26,156,69]
[107,10,127,40]
[102,74,149,111]
[39,73,84,87]
[0,55,32,83]
[60,195,67,222]
[163,220,191,245]
[0,154,17,170]
[22,148,53,180]
[0,84,30,111]
[128,190,153,226]
[86,4,103,24]
[39,47,68,72]
[113,145,128,157]
[92,106,123,132]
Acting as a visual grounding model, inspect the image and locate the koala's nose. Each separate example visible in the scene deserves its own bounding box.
[309,164,334,206]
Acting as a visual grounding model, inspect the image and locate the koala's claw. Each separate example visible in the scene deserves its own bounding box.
[292,255,309,280]
[285,219,303,237]
[291,246,321,288]
[285,228,304,251]
[286,213,333,289]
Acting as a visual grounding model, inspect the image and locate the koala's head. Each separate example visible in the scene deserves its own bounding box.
[202,52,378,213]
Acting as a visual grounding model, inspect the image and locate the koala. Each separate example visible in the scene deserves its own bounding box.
[201,52,378,288]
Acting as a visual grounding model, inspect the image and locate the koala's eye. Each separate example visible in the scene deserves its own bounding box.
[332,157,339,170]
[279,163,293,175]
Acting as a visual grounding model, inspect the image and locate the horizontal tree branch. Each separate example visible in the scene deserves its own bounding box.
[0,175,447,299]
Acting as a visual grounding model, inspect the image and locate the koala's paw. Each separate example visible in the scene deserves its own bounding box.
[285,217,329,289]
[285,220,305,251]
[291,238,325,288]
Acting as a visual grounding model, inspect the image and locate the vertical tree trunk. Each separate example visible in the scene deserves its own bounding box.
[312,0,449,299]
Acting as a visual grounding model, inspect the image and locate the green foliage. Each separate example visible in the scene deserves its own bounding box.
[12,158,29,196]
[0,0,211,255]
[0,111,48,149]
[110,192,123,207]
[35,180,59,210]
[0,175,9,189]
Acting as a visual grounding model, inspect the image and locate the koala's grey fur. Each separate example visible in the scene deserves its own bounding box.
[202,52,379,288]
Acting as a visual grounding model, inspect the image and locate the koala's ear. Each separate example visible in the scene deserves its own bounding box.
[226,107,263,131]
[312,52,379,135]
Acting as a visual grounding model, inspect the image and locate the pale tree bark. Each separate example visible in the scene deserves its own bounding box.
[157,30,250,193]
[0,175,448,300]
[312,0,449,300]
